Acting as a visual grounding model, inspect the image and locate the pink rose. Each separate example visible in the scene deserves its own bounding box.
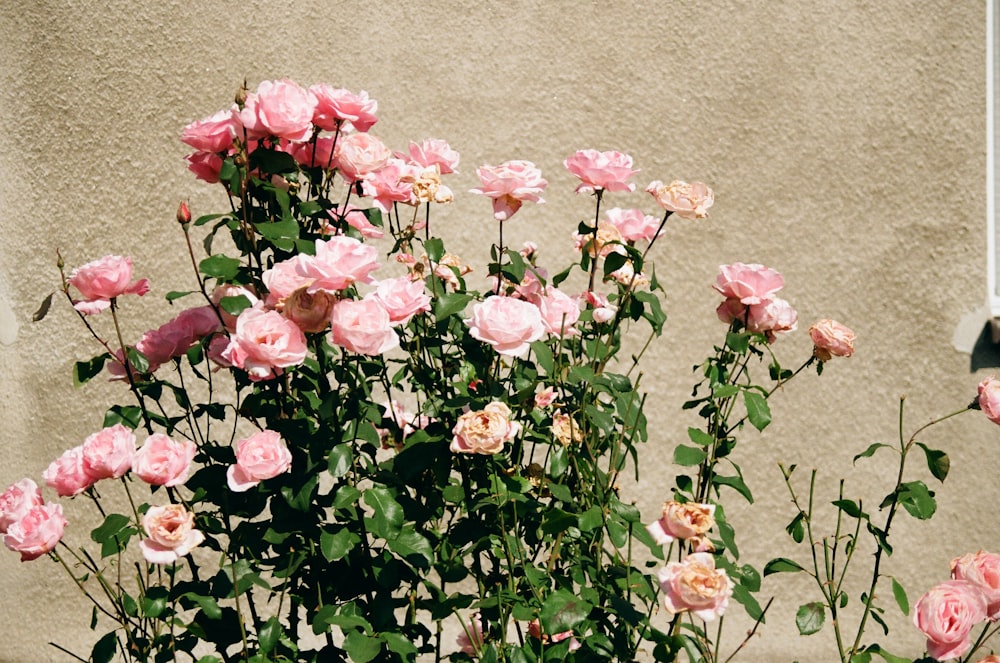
[0,479,43,534]
[185,151,224,184]
[645,180,715,219]
[378,401,434,450]
[3,502,66,561]
[978,377,1000,426]
[646,501,716,545]
[372,276,431,325]
[361,159,421,212]
[809,319,856,361]
[43,446,94,497]
[181,109,236,153]
[325,204,384,239]
[952,551,1000,619]
[746,297,798,340]
[222,307,308,381]
[207,334,233,370]
[536,288,581,337]
[469,160,547,221]
[139,504,205,564]
[465,296,545,359]
[290,136,336,169]
[605,207,662,242]
[133,434,197,487]
[456,613,484,656]
[138,305,224,368]
[564,149,639,194]
[533,386,557,409]
[713,263,784,305]
[329,297,400,356]
[334,132,390,182]
[309,85,378,132]
[299,236,380,294]
[236,79,316,142]
[450,402,520,455]
[227,430,292,492]
[81,424,136,481]
[527,618,580,650]
[657,552,732,621]
[400,138,460,174]
[280,287,335,333]
[913,580,988,660]
[68,255,150,315]
[262,256,314,309]
[584,290,618,323]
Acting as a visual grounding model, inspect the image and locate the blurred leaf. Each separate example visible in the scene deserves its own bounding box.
[763,558,805,576]
[795,602,824,635]
[549,446,569,478]
[434,293,472,321]
[673,444,706,466]
[32,291,54,322]
[540,589,592,635]
[577,506,604,532]
[853,442,891,464]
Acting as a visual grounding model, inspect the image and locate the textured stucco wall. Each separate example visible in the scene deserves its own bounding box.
[0,1,996,661]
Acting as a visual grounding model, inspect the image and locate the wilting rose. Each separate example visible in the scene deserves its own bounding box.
[456,612,484,656]
[81,424,136,481]
[3,502,66,561]
[309,85,378,132]
[139,504,205,564]
[222,307,308,381]
[978,377,1000,426]
[606,207,662,242]
[299,236,380,294]
[713,262,784,305]
[573,221,624,258]
[334,132,390,182]
[68,255,150,315]
[551,410,583,446]
[236,79,316,142]
[133,434,197,487]
[913,580,988,660]
[465,296,545,359]
[536,287,581,337]
[564,149,639,194]
[645,180,714,219]
[227,430,292,492]
[330,297,400,356]
[646,501,716,545]
[470,160,547,221]
[401,138,459,174]
[281,287,335,333]
[952,551,1000,619]
[181,109,236,153]
[372,276,431,325]
[42,446,94,497]
[450,402,520,455]
[809,319,856,361]
[0,479,43,534]
[410,165,453,205]
[657,552,732,621]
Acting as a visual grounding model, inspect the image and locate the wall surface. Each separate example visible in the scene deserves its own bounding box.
[0,1,997,661]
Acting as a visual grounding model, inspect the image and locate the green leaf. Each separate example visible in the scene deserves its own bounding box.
[321,528,359,561]
[218,295,252,317]
[531,342,554,375]
[673,444,707,466]
[388,527,434,568]
[424,237,444,263]
[549,446,569,478]
[577,506,604,532]
[363,487,404,540]
[434,292,472,320]
[380,632,419,657]
[73,353,110,387]
[255,216,300,244]
[916,442,950,482]
[795,602,825,635]
[832,499,867,520]
[199,255,242,280]
[898,481,936,520]
[866,644,915,663]
[542,509,578,535]
[743,390,771,431]
[785,512,805,543]
[714,474,754,503]
[182,593,222,620]
[687,427,715,447]
[32,291,54,322]
[731,582,763,621]
[125,347,150,375]
[344,631,382,663]
[540,589,592,635]
[328,444,353,478]
[90,631,119,663]
[90,514,131,545]
[763,558,806,576]
[726,331,750,353]
[165,290,195,303]
[141,587,168,618]
[853,442,891,464]
[891,577,909,616]
[258,617,282,653]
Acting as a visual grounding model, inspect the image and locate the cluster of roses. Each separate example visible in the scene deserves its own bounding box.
[455,613,581,657]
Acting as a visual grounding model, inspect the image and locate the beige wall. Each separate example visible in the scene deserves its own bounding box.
[1,1,996,660]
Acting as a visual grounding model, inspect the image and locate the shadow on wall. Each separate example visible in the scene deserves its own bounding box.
[971,323,1000,371]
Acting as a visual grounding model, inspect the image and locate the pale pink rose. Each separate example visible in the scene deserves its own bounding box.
[68,255,150,315]
[465,296,545,359]
[537,288,581,337]
[372,276,431,325]
[227,430,292,492]
[236,79,316,142]
[181,109,236,153]
[299,236,380,294]
[746,297,798,341]
[329,297,400,356]
[584,290,617,323]
[309,85,378,132]
[646,180,715,219]
[450,402,520,455]
[280,287,335,333]
[978,377,1000,426]
[377,400,435,449]
[564,149,639,194]
[713,263,784,305]
[0,479,43,534]
[139,504,205,564]
[952,551,1000,619]
[646,501,716,545]
[361,159,421,212]
[3,502,66,561]
[222,307,308,381]
[133,434,197,487]
[81,424,136,481]
[324,204,384,239]
[469,160,547,221]
[527,619,579,650]
[534,386,557,409]
[913,580,988,660]
[290,136,336,168]
[400,138,460,174]
[605,207,662,242]
[809,319,856,361]
[657,552,732,621]
[185,151,224,184]
[456,613,484,656]
[210,284,259,331]
[263,256,314,309]
[334,132,390,182]
[42,446,94,497]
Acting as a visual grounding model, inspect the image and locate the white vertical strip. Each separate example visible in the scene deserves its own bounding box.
[988,0,998,311]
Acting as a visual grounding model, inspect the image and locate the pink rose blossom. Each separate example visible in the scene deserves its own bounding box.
[299,236,380,294]
[361,159,421,212]
[3,502,66,561]
[465,296,545,359]
[324,204,384,239]
[133,434,197,487]
[139,504,205,564]
[227,430,292,492]
[137,305,224,369]
[646,180,715,219]
[236,79,316,142]
[290,136,336,169]
[534,386,557,409]
[470,160,547,221]
[584,290,618,323]
[185,151,224,184]
[263,256,314,308]
[309,85,378,132]
[0,479,43,534]
[222,307,308,381]
[450,402,520,455]
[456,612,484,656]
[713,263,784,306]
[280,287,335,333]
[43,446,94,497]
[181,109,236,153]
[746,297,798,340]
[334,132,390,182]
[329,297,400,356]
[372,276,431,325]
[378,400,435,450]
[809,319,856,361]
[527,618,580,651]
[68,255,150,315]
[536,288,581,337]
[913,580,988,660]
[207,334,233,369]
[657,552,732,621]
[564,149,639,194]
[400,138,460,174]
[605,207,662,242]
[952,551,1000,619]
[978,377,1000,426]
[81,424,136,481]
[646,501,716,545]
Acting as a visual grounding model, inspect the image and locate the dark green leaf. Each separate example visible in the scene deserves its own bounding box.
[549,446,569,478]
[363,487,404,540]
[165,290,195,303]
[328,444,353,478]
[73,354,110,387]
[891,577,909,616]
[916,442,950,482]
[434,293,472,321]
[744,391,771,431]
[90,631,119,663]
[832,499,867,520]
[258,617,281,653]
[125,347,150,375]
[731,583,763,621]
[380,632,419,657]
[795,602,825,635]
[540,589,592,635]
[673,444,707,466]
[898,481,936,520]
[853,442,891,464]
[199,255,242,280]
[577,506,604,532]
[182,593,222,620]
[786,512,805,543]
[531,342,554,375]
[255,216,300,243]
[321,528,359,561]
[90,514,131,546]
[763,558,805,576]
[424,237,444,263]
[388,527,434,568]
[32,292,54,322]
[714,474,754,503]
[344,631,381,663]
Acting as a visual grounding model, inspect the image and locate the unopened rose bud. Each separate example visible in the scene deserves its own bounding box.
[235,83,248,107]
[176,201,191,226]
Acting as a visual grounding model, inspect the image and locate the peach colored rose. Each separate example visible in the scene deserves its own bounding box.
[605,207,662,242]
[181,109,236,153]
[43,446,94,497]
[952,551,1000,619]
[280,287,335,333]
[573,221,624,258]
[456,613,484,655]
[0,479,43,534]
[470,160,547,221]
[913,580,988,660]
[450,402,520,455]
[465,296,545,359]
[713,263,784,306]
[68,255,150,315]
[646,501,716,545]
[222,307,308,381]
[299,236,380,294]
[334,132,390,182]
[809,319,856,361]
[657,552,732,621]
[400,138,460,174]
[564,149,638,194]
[3,502,66,561]
[330,297,400,356]
[309,85,378,132]
[372,276,431,325]
[978,377,1000,426]
[645,180,714,219]
[81,424,136,481]
[536,287,581,337]
[139,504,205,564]
[227,430,292,492]
[133,434,197,487]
